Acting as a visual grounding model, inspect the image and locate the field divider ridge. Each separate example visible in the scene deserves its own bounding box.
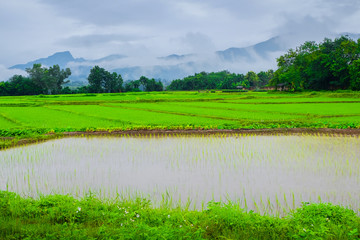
[44,105,131,125]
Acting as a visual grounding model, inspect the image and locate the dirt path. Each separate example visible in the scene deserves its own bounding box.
[2,128,360,150]
[61,128,360,137]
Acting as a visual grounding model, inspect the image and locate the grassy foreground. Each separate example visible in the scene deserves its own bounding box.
[1,191,359,239]
[1,90,360,149]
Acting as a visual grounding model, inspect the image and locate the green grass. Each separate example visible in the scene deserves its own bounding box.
[1,191,359,239]
[0,91,359,148]
[47,105,235,127]
[0,107,118,129]
[105,102,306,121]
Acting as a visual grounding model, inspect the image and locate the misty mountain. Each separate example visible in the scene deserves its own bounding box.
[9,52,127,71]
[9,51,85,70]
[9,33,359,84]
[158,54,194,61]
[216,36,284,62]
[5,37,289,84]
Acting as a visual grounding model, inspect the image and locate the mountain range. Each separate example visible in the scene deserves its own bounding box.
[9,33,360,84]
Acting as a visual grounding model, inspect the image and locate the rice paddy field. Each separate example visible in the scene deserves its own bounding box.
[0,91,360,137]
[1,91,360,239]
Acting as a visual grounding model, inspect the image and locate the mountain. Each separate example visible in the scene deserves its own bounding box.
[4,36,297,83]
[9,51,85,70]
[10,33,358,84]
[6,37,288,83]
[87,54,126,63]
[216,36,284,62]
[158,54,194,61]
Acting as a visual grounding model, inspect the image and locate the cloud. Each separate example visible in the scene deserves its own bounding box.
[1,0,360,78]
[178,32,216,54]
[58,34,147,47]
[0,65,27,82]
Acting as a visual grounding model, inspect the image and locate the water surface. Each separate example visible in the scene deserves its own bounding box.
[1,134,359,215]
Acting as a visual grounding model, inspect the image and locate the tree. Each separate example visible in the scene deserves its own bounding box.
[88,66,106,93]
[349,59,360,90]
[8,75,42,95]
[87,66,123,93]
[272,36,360,91]
[25,64,71,94]
[139,76,163,91]
[245,71,259,89]
[257,70,274,87]
[166,71,247,90]
[124,80,141,92]
[47,65,71,94]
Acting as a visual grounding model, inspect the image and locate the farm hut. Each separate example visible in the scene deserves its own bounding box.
[277,83,289,91]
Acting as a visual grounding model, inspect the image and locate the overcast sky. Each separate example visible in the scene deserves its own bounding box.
[1,0,360,79]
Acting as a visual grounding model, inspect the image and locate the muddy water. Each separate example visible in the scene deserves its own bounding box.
[1,134,359,215]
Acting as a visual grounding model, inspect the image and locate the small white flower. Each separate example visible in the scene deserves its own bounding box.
[78,207,81,211]
[121,223,123,227]
[168,215,170,218]
[179,225,182,228]
[136,214,140,218]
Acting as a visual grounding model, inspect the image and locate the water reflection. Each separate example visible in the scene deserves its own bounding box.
[1,134,359,215]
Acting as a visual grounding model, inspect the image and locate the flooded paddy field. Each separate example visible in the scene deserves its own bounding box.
[1,134,359,216]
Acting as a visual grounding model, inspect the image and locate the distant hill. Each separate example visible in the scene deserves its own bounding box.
[158,54,194,61]
[9,33,359,84]
[9,51,85,70]
[216,37,284,62]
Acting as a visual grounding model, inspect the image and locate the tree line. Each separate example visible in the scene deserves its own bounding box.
[0,64,71,96]
[0,65,164,96]
[166,70,273,91]
[270,36,360,91]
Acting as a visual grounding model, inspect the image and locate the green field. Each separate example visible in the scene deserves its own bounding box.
[0,91,359,131]
[0,90,359,148]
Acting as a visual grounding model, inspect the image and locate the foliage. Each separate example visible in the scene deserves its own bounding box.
[0,191,359,239]
[125,76,164,92]
[87,66,123,93]
[271,36,360,91]
[167,70,273,91]
[0,75,42,96]
[0,64,71,96]
[26,64,71,94]
[168,71,235,90]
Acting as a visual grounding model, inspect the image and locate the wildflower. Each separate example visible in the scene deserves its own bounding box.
[76,207,81,213]
[179,225,182,228]
[136,214,140,218]
[168,215,170,218]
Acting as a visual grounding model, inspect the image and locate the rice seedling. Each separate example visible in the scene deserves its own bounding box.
[0,133,359,217]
